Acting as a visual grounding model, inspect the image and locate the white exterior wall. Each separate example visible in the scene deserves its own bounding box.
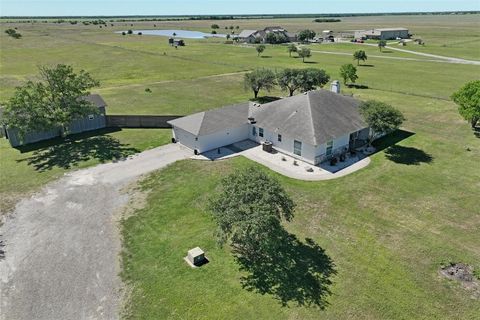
[314,133,350,164]
[172,125,249,153]
[248,125,317,165]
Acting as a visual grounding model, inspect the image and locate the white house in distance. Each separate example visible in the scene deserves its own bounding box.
[168,86,370,165]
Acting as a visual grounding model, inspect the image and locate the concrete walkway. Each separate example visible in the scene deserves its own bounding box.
[0,144,190,320]
[191,141,371,181]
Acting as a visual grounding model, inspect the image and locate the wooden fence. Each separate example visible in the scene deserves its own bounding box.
[106,115,183,128]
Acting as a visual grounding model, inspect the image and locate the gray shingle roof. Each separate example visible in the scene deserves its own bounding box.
[238,30,258,38]
[82,94,107,108]
[168,102,250,136]
[169,90,367,145]
[251,90,366,145]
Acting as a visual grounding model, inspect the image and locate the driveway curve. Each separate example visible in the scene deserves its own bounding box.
[0,143,190,320]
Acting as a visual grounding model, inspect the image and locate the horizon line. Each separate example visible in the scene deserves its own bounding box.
[1,10,479,19]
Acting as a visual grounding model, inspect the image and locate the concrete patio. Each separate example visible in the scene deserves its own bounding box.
[190,140,371,181]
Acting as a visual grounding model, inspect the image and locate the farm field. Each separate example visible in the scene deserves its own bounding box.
[0,13,479,319]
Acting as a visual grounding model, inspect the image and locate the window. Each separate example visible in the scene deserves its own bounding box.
[326,140,333,156]
[252,126,257,136]
[294,140,302,156]
[88,114,94,120]
[259,128,264,137]
[277,134,282,142]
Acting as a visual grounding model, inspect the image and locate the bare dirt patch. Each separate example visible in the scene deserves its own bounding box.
[440,263,480,299]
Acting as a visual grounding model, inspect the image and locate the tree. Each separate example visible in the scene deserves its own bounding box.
[266,32,277,44]
[298,47,311,62]
[244,68,276,99]
[3,64,100,140]
[5,28,22,39]
[226,34,231,40]
[255,44,266,57]
[339,64,358,85]
[211,24,220,29]
[298,29,316,42]
[208,167,295,254]
[127,29,133,34]
[451,80,480,128]
[277,69,303,96]
[353,50,367,65]
[287,43,297,57]
[297,68,330,93]
[378,40,387,52]
[277,68,330,96]
[211,30,217,34]
[359,100,405,146]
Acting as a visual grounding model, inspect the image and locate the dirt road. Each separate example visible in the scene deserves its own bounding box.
[0,144,191,320]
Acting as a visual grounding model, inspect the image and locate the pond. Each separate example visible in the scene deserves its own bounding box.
[117,29,227,39]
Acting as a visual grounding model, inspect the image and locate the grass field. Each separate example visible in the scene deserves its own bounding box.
[1,14,479,319]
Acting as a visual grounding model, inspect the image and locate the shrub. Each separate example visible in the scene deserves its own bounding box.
[127,29,133,34]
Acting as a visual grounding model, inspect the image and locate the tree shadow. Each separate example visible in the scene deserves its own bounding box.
[384,145,433,165]
[303,61,318,64]
[358,64,374,67]
[347,84,369,89]
[260,55,272,58]
[474,126,480,138]
[380,50,393,53]
[234,226,336,308]
[372,129,415,153]
[16,128,140,172]
[250,96,282,104]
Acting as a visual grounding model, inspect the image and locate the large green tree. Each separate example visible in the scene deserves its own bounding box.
[244,68,276,99]
[339,63,358,85]
[360,100,405,146]
[297,29,316,42]
[298,47,312,62]
[451,80,480,128]
[3,64,100,139]
[208,166,295,256]
[277,69,303,96]
[353,50,368,65]
[298,68,330,92]
[277,68,330,96]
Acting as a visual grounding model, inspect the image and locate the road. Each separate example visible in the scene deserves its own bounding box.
[343,40,480,65]
[0,144,191,320]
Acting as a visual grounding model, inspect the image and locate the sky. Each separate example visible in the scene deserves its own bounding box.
[0,0,479,17]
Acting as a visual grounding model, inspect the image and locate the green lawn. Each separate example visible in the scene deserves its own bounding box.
[0,128,171,214]
[121,90,480,319]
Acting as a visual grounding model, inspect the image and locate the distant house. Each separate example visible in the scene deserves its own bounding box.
[355,28,409,40]
[238,26,296,43]
[168,88,370,165]
[1,94,107,147]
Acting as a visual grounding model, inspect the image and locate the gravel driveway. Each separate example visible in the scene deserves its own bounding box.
[0,143,191,320]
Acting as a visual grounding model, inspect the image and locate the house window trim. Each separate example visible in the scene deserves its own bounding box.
[293,140,302,156]
[277,134,282,142]
[326,140,334,156]
[252,126,257,136]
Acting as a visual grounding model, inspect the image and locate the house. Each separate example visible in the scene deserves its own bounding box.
[168,88,370,165]
[354,28,409,40]
[1,94,107,147]
[238,26,295,43]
